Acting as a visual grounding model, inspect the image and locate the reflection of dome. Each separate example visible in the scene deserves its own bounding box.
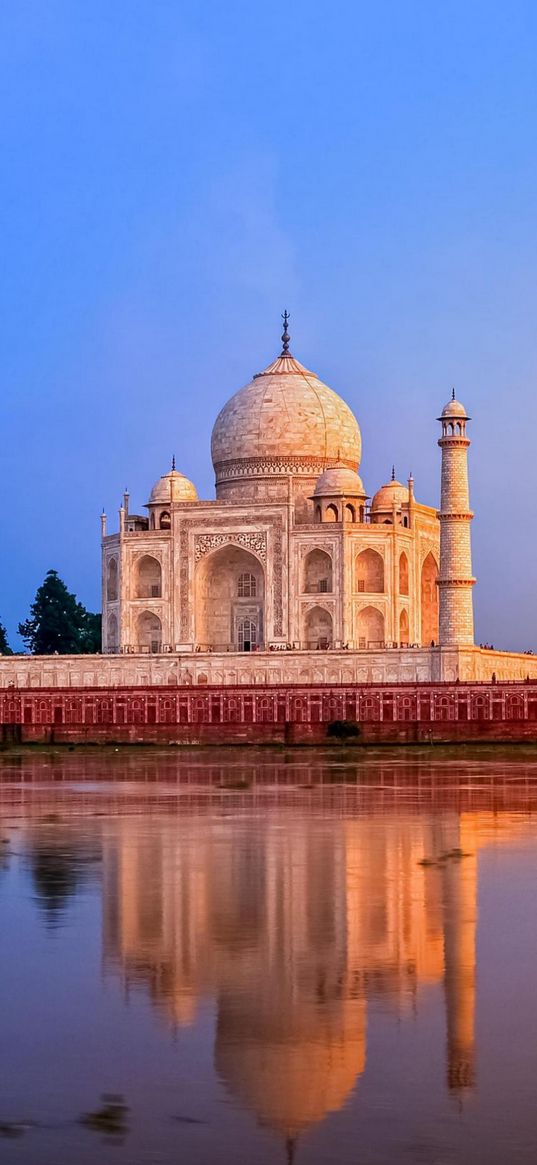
[371,479,409,511]
[211,350,361,489]
[215,999,365,1138]
[313,467,366,498]
[148,469,198,504]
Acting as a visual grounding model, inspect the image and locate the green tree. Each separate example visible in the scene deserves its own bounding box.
[79,610,102,654]
[0,620,13,655]
[18,570,101,655]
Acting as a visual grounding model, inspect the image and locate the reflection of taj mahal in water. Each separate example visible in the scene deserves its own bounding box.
[99,808,527,1148]
[101,314,471,658]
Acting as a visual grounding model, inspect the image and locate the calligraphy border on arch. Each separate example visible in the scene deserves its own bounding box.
[195,531,267,564]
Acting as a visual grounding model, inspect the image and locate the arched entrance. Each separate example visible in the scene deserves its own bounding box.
[304,606,333,649]
[303,549,333,594]
[356,606,385,649]
[324,503,339,522]
[195,545,265,651]
[135,555,162,598]
[421,553,439,645]
[107,612,118,652]
[356,549,384,592]
[237,618,258,651]
[399,608,409,646]
[137,611,162,653]
[106,558,118,601]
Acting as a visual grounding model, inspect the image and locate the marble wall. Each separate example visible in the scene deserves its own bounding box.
[1,646,537,689]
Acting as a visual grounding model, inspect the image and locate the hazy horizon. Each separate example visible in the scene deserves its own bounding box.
[2,0,537,651]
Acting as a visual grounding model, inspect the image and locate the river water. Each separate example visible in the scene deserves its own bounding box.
[2,747,537,1164]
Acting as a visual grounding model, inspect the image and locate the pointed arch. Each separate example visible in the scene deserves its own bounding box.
[304,549,333,594]
[137,611,162,653]
[107,612,118,651]
[356,549,384,593]
[399,608,409,646]
[106,557,118,601]
[421,552,439,645]
[357,605,385,648]
[195,545,264,651]
[237,617,258,651]
[303,606,333,649]
[399,551,409,595]
[135,555,162,598]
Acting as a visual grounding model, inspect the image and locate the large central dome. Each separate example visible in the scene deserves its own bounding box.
[211,343,361,499]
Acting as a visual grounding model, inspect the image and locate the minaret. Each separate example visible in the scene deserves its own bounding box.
[437,392,475,645]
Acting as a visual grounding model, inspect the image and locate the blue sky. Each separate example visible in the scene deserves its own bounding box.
[2,0,537,649]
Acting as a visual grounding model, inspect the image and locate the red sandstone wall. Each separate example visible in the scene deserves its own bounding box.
[2,682,537,744]
[8,721,537,745]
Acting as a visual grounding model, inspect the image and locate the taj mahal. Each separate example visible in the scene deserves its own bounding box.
[3,315,536,696]
[98,313,486,684]
[1,314,535,699]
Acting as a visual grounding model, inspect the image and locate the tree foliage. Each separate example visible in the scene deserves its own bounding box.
[0,621,13,655]
[30,833,100,925]
[18,570,101,655]
[79,610,102,654]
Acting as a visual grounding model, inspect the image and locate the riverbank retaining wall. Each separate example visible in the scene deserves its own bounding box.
[2,682,537,745]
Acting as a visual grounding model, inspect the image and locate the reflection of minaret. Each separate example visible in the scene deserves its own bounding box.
[440,818,477,1093]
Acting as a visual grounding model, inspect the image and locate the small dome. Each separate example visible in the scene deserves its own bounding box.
[148,469,198,505]
[313,467,366,497]
[371,479,409,511]
[440,397,468,419]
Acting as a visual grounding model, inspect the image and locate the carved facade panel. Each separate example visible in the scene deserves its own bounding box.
[272,516,284,636]
[195,531,267,563]
[300,599,336,613]
[298,541,336,558]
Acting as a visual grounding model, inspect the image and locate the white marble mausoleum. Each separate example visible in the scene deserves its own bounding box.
[101,317,447,658]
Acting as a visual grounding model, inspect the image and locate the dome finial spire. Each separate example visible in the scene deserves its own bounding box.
[171,454,176,471]
[391,464,395,481]
[452,387,456,401]
[281,310,291,355]
[286,1136,297,1165]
